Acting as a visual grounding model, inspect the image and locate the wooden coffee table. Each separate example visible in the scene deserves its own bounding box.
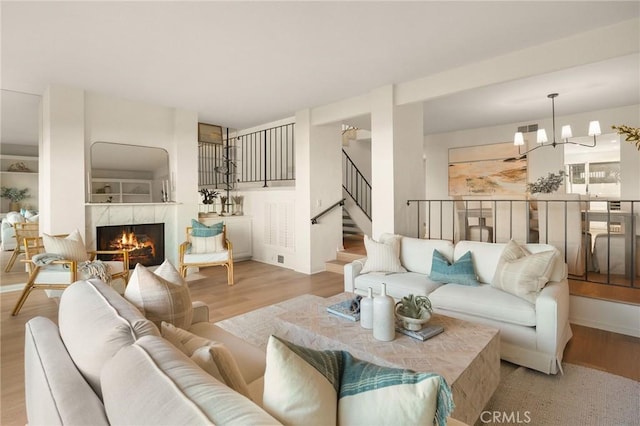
[216,292,500,425]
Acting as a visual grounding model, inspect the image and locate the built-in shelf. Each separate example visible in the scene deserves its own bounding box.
[0,154,39,213]
[90,178,152,203]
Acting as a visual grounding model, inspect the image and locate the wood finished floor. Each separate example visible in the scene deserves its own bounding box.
[1,253,638,425]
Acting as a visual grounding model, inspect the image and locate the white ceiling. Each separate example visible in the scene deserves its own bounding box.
[1,1,639,146]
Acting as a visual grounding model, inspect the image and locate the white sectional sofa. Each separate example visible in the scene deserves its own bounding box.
[344,237,572,375]
[24,279,279,425]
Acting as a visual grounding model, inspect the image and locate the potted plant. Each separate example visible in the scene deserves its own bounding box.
[0,186,30,211]
[395,294,433,331]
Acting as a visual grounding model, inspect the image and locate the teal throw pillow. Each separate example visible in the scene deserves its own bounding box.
[430,249,480,286]
[191,219,223,237]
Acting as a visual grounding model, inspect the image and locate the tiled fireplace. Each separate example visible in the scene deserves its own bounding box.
[85,204,179,267]
[96,223,165,268]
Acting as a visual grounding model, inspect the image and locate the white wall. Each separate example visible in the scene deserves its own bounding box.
[241,187,297,269]
[343,139,372,183]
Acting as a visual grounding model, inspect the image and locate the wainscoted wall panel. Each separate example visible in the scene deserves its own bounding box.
[85,204,178,266]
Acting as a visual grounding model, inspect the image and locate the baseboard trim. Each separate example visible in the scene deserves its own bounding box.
[0,283,25,294]
[569,295,640,338]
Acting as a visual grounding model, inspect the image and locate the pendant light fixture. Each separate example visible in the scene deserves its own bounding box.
[514,93,601,155]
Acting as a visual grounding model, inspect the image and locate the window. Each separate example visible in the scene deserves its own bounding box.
[564,133,620,198]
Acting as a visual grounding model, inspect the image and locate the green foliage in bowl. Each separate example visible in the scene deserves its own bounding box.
[396,294,433,319]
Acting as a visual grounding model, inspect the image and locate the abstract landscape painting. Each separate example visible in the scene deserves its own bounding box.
[448,142,527,196]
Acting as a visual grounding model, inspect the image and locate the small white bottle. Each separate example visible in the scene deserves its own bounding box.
[373,283,395,341]
[360,287,374,329]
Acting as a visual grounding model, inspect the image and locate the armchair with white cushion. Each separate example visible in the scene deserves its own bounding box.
[11,230,129,315]
[178,221,234,285]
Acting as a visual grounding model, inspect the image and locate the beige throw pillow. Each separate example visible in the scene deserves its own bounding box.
[161,322,252,400]
[360,234,406,274]
[124,260,193,329]
[43,229,89,262]
[491,240,557,303]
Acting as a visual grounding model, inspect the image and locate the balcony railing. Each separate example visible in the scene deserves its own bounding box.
[199,123,295,189]
[406,198,639,288]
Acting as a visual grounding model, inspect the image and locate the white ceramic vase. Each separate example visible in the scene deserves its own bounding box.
[373,283,395,341]
[360,287,373,329]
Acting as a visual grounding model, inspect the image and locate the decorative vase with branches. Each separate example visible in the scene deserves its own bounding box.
[527,170,565,194]
[1,187,30,210]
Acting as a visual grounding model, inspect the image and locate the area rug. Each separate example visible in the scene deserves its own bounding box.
[217,296,640,426]
[478,362,640,426]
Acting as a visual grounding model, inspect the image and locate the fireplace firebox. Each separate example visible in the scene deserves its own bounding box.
[96,223,164,268]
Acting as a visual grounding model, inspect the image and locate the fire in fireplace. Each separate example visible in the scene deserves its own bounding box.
[96,223,165,268]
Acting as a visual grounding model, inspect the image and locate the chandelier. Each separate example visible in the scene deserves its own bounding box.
[514,93,601,155]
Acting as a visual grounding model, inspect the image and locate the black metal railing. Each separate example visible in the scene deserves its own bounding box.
[236,123,295,187]
[342,149,371,220]
[198,141,225,187]
[311,198,345,224]
[198,123,295,189]
[406,198,639,288]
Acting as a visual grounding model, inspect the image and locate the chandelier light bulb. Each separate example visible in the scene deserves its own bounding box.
[536,129,548,144]
[588,121,601,137]
[514,132,524,146]
[561,125,573,140]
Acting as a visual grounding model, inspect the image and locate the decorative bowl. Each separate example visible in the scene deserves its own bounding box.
[395,305,431,331]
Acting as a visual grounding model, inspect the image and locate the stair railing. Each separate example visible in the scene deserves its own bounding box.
[311,198,345,224]
[342,149,371,220]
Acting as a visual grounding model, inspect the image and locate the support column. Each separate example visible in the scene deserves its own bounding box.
[295,109,342,274]
[370,85,424,238]
[40,85,86,236]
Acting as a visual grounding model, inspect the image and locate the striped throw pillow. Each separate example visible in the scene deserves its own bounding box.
[491,240,557,303]
[360,234,406,274]
[43,229,89,262]
[124,260,193,329]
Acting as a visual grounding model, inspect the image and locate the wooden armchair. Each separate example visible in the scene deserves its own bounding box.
[11,234,130,316]
[4,222,39,272]
[178,225,234,285]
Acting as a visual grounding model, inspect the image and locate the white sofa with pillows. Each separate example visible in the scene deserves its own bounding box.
[344,235,572,375]
[25,260,457,426]
[1,210,38,251]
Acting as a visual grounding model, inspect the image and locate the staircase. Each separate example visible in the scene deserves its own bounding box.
[325,250,365,275]
[342,207,362,238]
[325,234,366,275]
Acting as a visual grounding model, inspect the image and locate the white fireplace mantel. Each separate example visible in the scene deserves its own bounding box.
[86,204,179,265]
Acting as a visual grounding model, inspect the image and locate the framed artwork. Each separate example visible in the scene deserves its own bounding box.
[198,123,223,144]
[448,142,527,196]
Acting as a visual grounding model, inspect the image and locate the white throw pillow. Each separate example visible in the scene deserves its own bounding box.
[360,234,406,274]
[124,260,193,329]
[491,240,557,303]
[263,335,340,426]
[190,233,225,254]
[161,322,252,400]
[43,230,89,262]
